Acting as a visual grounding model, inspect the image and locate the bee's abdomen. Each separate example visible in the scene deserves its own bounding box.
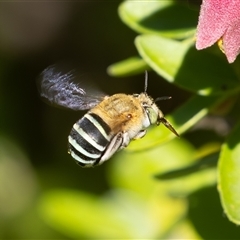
[68,113,111,167]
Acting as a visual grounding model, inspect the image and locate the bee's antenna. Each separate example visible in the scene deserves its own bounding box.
[155,96,172,103]
[144,70,148,93]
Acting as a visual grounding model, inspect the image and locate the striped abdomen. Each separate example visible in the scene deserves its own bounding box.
[68,112,111,167]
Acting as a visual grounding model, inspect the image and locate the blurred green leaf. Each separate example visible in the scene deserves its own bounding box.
[135,35,240,95]
[167,220,202,239]
[0,137,37,220]
[128,94,224,151]
[107,56,149,77]
[39,189,186,239]
[154,143,220,196]
[109,137,218,197]
[152,143,220,197]
[155,152,218,180]
[119,0,197,39]
[39,190,129,239]
[218,124,240,224]
[108,138,196,196]
[188,186,240,239]
[165,168,217,197]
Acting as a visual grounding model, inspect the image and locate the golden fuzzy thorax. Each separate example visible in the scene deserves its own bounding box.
[90,93,158,139]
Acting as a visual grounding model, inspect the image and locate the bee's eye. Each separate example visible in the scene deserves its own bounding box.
[145,107,158,124]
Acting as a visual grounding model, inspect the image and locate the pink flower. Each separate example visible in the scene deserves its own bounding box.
[196,0,240,63]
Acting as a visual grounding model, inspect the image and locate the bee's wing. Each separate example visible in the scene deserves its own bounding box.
[37,65,106,111]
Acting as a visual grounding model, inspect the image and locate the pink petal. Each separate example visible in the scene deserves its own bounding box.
[197,0,228,49]
[223,18,240,63]
[196,0,240,52]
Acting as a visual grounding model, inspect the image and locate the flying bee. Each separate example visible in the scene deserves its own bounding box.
[38,65,179,168]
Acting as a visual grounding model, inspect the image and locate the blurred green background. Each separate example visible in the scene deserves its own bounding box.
[1,1,240,239]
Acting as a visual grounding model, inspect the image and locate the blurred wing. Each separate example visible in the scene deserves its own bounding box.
[37,65,106,111]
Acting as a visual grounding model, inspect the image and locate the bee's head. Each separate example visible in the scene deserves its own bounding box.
[138,93,160,126]
[138,71,165,125]
[138,71,179,137]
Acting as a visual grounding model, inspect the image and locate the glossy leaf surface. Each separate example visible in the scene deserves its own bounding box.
[218,124,240,224]
[135,35,239,95]
[119,0,197,39]
[107,57,149,77]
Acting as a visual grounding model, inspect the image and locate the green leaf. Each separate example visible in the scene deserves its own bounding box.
[127,94,224,151]
[109,137,217,196]
[119,0,197,39]
[0,137,37,220]
[39,190,130,238]
[218,124,240,224]
[153,143,220,196]
[164,167,217,197]
[108,137,196,196]
[39,189,186,238]
[135,35,240,95]
[155,152,218,180]
[107,56,149,77]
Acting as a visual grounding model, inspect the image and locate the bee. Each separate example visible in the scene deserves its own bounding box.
[38,65,179,168]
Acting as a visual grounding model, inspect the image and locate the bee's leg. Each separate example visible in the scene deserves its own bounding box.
[133,129,146,139]
[100,132,123,163]
[120,132,131,149]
